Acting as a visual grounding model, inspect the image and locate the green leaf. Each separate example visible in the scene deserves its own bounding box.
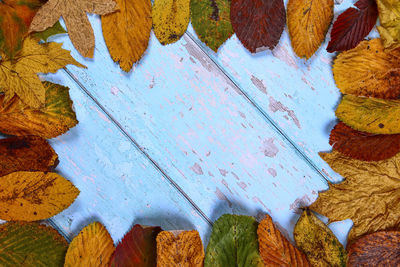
[33,21,67,42]
[204,214,264,267]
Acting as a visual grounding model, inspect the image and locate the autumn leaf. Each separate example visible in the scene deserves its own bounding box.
[347,231,400,266]
[157,230,204,266]
[0,37,85,108]
[191,0,233,52]
[30,0,117,58]
[0,171,79,221]
[0,136,58,177]
[311,150,400,243]
[336,95,400,134]
[102,0,152,72]
[294,209,347,267]
[287,0,333,59]
[0,81,78,138]
[258,214,310,267]
[230,0,285,53]
[110,224,162,267]
[152,0,190,45]
[65,222,115,267]
[0,222,67,266]
[0,0,44,58]
[33,21,67,42]
[377,0,400,50]
[204,214,264,267]
[327,0,378,52]
[333,39,400,99]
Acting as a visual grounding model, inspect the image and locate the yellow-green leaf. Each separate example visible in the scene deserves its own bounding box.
[33,21,67,42]
[377,0,400,50]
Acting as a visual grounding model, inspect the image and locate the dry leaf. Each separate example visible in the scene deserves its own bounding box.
[65,222,115,267]
[258,214,310,267]
[0,136,58,177]
[294,209,347,267]
[0,81,78,138]
[333,39,400,99]
[336,94,400,134]
[152,0,190,45]
[311,150,400,243]
[33,21,67,42]
[102,0,152,72]
[30,0,117,58]
[287,0,333,59]
[157,230,204,267]
[347,231,400,266]
[377,0,400,50]
[0,171,79,221]
[230,0,286,53]
[329,122,400,161]
[0,37,85,108]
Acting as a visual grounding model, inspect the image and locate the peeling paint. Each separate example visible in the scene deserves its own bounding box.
[219,168,228,177]
[268,168,277,177]
[262,138,279,158]
[290,195,312,212]
[190,163,203,175]
[272,44,298,69]
[268,97,301,129]
[215,188,232,207]
[250,75,268,95]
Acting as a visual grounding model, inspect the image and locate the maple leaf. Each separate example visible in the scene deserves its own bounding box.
[311,150,400,243]
[327,0,378,52]
[230,0,286,53]
[0,136,58,177]
[376,0,400,50]
[0,222,67,266]
[157,230,204,267]
[333,39,400,99]
[110,224,162,267]
[0,171,79,221]
[294,209,347,267]
[191,0,233,52]
[152,0,190,45]
[65,222,115,267]
[102,0,152,72]
[0,37,85,108]
[258,214,310,267]
[30,0,117,58]
[336,95,400,134]
[347,231,400,266]
[287,0,334,59]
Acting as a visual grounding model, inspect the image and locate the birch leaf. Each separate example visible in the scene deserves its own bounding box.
[33,21,67,42]
[377,0,400,50]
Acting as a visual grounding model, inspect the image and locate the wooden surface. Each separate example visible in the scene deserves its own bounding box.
[14,0,368,246]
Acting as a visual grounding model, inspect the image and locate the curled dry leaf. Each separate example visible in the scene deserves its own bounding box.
[294,209,347,267]
[258,214,310,267]
[33,21,67,42]
[230,0,286,53]
[347,231,400,266]
[336,95,400,134]
[152,0,190,45]
[110,224,162,267]
[0,81,78,139]
[30,0,117,58]
[377,0,400,50]
[311,151,400,243]
[191,0,233,52]
[0,171,79,221]
[0,222,67,266]
[65,222,115,267]
[102,0,152,72]
[327,0,378,52]
[287,0,334,59]
[333,39,400,99]
[156,230,204,267]
[329,122,400,161]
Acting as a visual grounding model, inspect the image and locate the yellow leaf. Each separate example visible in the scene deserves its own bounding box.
[336,94,400,134]
[0,171,79,221]
[311,150,400,243]
[0,37,85,108]
[65,222,115,267]
[102,0,152,72]
[377,0,400,50]
[287,0,333,59]
[333,39,400,99]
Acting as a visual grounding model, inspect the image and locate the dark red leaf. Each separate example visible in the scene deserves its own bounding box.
[327,0,378,52]
[230,0,286,53]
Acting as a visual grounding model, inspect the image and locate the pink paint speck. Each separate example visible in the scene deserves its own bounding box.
[268,168,277,177]
[190,163,203,175]
[111,86,119,95]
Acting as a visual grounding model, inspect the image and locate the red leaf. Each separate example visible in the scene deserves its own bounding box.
[329,122,400,161]
[110,224,162,267]
[327,0,378,52]
[230,0,286,53]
